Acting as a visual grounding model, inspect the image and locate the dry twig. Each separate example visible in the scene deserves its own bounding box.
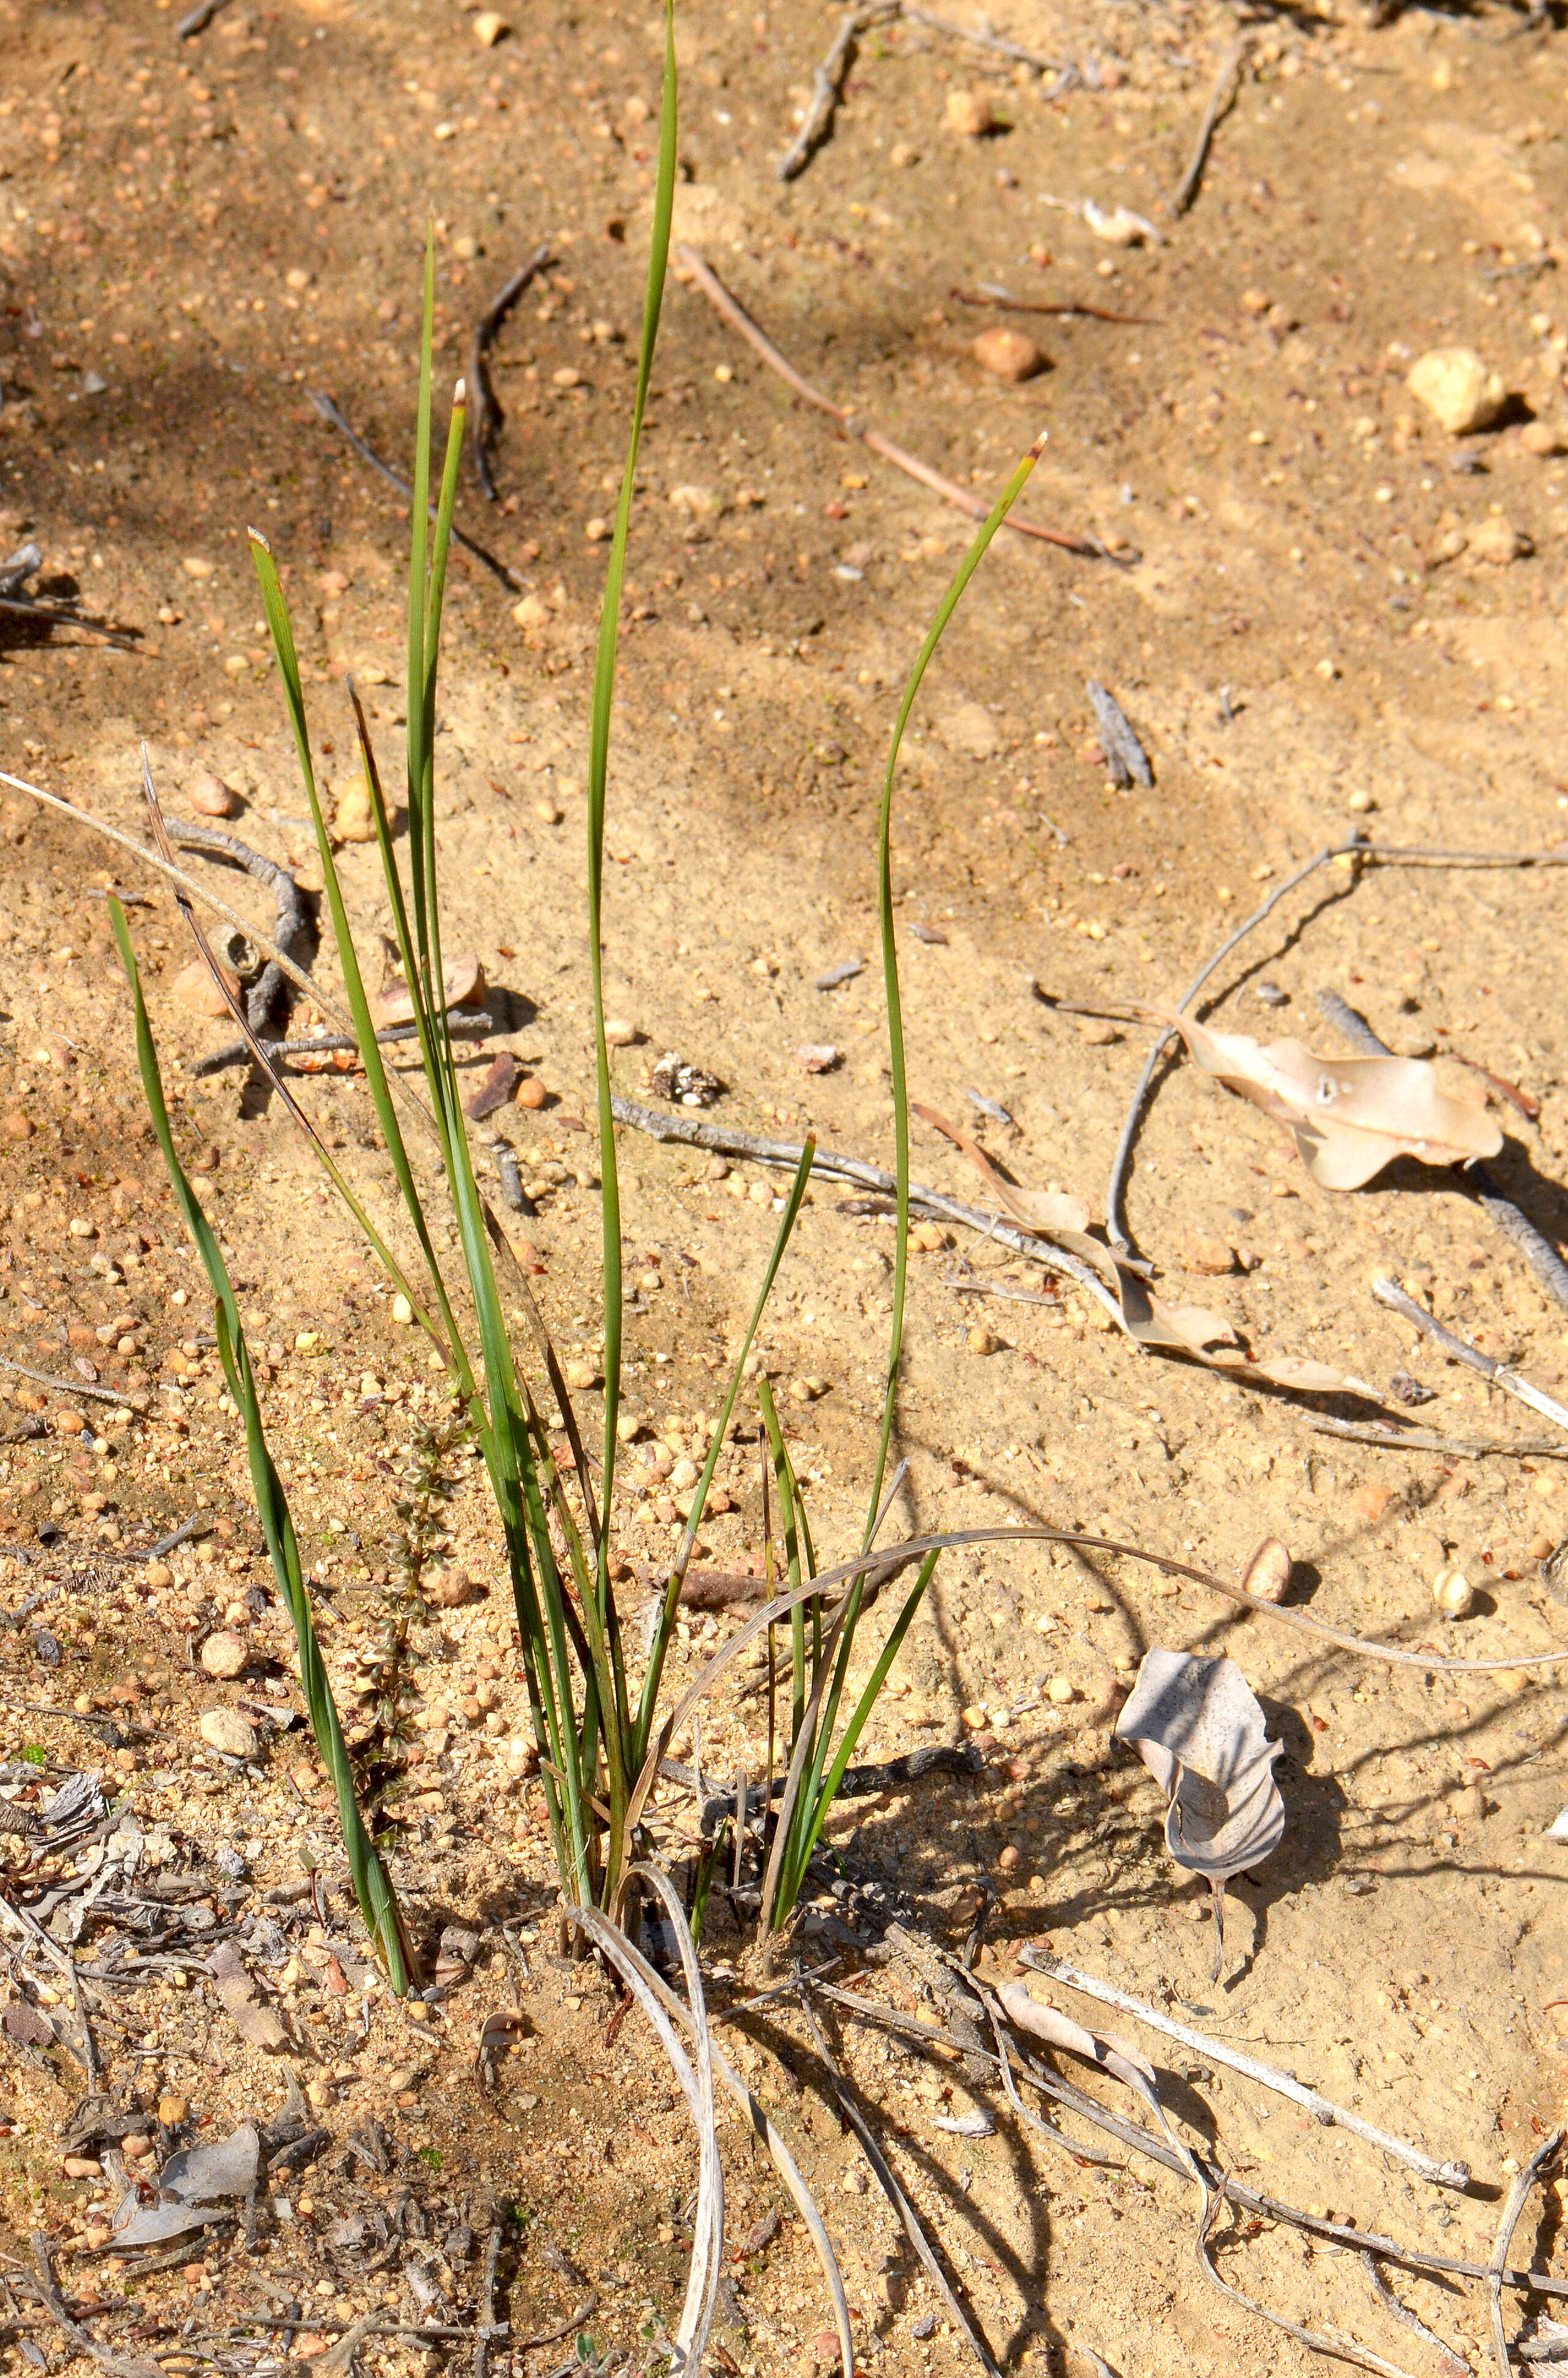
[1018,1948,1470,2189]
[1172,42,1245,214]
[306,391,523,590]
[468,243,552,501]
[1373,1277,1568,1437]
[0,1356,147,1414]
[674,247,1119,559]
[1488,2131,1562,2377]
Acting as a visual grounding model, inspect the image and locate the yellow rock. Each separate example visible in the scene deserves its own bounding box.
[1406,346,1505,436]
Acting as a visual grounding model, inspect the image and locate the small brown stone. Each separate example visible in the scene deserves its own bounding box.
[2,1111,33,1139]
[173,958,242,1018]
[187,770,241,819]
[1240,1537,1292,1604]
[1075,1017,1120,1047]
[1520,418,1567,457]
[157,2094,189,2127]
[332,780,376,844]
[1184,1235,1236,1276]
[200,1628,249,1679]
[1468,514,1529,565]
[997,1843,1022,1873]
[945,87,994,137]
[514,1074,547,1109]
[56,1410,88,1435]
[145,1560,175,1590]
[972,325,1044,383]
[426,1570,475,1608]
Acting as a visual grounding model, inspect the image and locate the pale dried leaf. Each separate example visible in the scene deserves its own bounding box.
[160,2122,260,2205]
[1114,1649,1286,1883]
[997,1980,1198,2176]
[913,1103,1092,1231]
[1154,1010,1502,1189]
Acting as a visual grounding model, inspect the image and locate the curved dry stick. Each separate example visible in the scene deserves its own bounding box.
[165,815,313,1037]
[1487,2129,1562,2377]
[571,1908,856,2377]
[469,241,552,501]
[1360,2254,1468,2378]
[777,2,896,181]
[673,246,1116,560]
[629,1516,1567,1837]
[1018,1949,1469,2189]
[0,767,353,1037]
[1171,42,1245,215]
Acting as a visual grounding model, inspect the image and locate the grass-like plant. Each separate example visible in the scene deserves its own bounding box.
[108,0,1045,1988]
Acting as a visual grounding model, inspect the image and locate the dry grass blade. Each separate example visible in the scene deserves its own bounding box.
[1017,1949,1472,2189]
[569,1910,855,2376]
[1488,2129,1562,2377]
[628,1522,1561,1831]
[565,1889,721,2373]
[1360,2255,1469,2378]
[794,1990,1001,2378]
[631,1863,722,2368]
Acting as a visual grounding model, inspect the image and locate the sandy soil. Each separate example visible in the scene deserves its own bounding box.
[2,1,1568,2374]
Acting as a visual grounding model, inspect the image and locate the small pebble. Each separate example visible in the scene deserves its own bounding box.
[1242,1537,1292,1603]
[198,1707,258,1758]
[1468,515,1529,565]
[536,799,563,824]
[1431,1564,1474,1619]
[997,1843,1022,1873]
[158,2094,189,2127]
[145,1561,174,1590]
[972,326,1044,383]
[391,1293,414,1325]
[1046,1674,1078,1706]
[563,1359,599,1391]
[966,1325,998,1355]
[426,1570,474,1608]
[1184,1236,1236,1276]
[585,516,610,542]
[1406,346,1505,436]
[1075,1017,1120,1046]
[1520,418,1568,457]
[604,1018,639,1046]
[945,88,994,137]
[187,770,241,819]
[473,9,509,42]
[200,1629,249,1680]
[514,1075,547,1109]
[332,780,376,843]
[173,958,241,1019]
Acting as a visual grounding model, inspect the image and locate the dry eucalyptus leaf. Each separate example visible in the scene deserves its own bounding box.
[1116,1649,1286,1979]
[209,1943,287,2052]
[912,1104,1093,1233]
[1153,1011,1502,1190]
[997,1981,1198,2178]
[1116,1649,1286,1881]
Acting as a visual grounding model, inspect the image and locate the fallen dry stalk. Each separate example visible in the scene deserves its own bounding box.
[1373,1277,1568,1437]
[1487,2128,1562,2377]
[673,246,1118,559]
[1018,1948,1471,2189]
[1172,42,1245,214]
